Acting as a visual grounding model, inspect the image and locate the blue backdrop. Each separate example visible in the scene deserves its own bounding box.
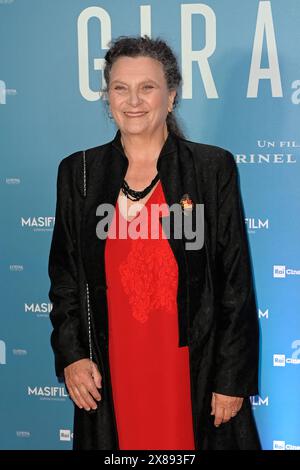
[1,0,299,450]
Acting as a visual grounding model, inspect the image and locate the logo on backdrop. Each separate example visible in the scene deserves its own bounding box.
[273,440,300,450]
[16,431,30,439]
[21,217,55,232]
[250,395,269,407]
[5,177,20,185]
[27,386,68,401]
[13,349,27,356]
[0,79,17,105]
[245,218,269,234]
[25,303,52,318]
[258,308,269,320]
[0,340,6,365]
[236,140,299,165]
[9,265,24,271]
[273,340,300,367]
[273,265,300,278]
[60,429,73,441]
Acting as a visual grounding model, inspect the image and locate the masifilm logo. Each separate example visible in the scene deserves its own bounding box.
[25,303,52,318]
[273,265,300,278]
[258,308,269,320]
[21,217,55,232]
[245,218,269,234]
[250,395,269,407]
[28,386,68,401]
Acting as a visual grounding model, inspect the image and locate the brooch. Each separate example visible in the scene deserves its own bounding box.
[180,193,194,213]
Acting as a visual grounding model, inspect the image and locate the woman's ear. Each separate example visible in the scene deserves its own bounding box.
[168,89,177,112]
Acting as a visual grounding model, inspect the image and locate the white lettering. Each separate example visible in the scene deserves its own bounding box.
[291,340,300,359]
[0,80,6,105]
[247,1,282,98]
[140,5,151,37]
[286,358,300,364]
[246,219,269,230]
[25,303,52,313]
[259,309,269,319]
[0,340,6,365]
[286,269,300,275]
[21,217,55,227]
[28,386,68,397]
[251,395,269,406]
[181,4,218,99]
[78,7,111,101]
[291,80,300,105]
[236,154,296,164]
[257,140,275,148]
[279,141,300,148]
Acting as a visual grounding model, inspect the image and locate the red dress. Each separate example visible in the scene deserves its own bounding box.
[104,180,195,450]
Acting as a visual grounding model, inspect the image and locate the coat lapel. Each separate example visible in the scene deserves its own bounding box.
[81,129,204,346]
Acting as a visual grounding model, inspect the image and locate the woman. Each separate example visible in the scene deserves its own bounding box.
[48,36,261,450]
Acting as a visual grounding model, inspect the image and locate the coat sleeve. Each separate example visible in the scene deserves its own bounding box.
[48,158,88,378]
[212,150,259,397]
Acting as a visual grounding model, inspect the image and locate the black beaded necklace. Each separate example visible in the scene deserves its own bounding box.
[121,173,160,201]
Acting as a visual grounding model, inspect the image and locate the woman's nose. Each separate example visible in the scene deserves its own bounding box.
[127,89,142,106]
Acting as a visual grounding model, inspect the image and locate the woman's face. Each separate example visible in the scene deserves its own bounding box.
[107,56,176,137]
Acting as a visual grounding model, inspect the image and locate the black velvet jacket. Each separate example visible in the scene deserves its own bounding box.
[48,129,261,450]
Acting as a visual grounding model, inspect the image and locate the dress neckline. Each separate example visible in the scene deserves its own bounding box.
[117,180,161,224]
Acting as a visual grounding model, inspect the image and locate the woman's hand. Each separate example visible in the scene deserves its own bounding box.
[211,392,243,427]
[64,359,102,410]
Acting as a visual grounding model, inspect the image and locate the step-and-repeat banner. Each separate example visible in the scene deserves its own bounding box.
[1,0,299,450]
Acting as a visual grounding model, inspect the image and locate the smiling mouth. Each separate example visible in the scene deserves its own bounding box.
[124,112,148,117]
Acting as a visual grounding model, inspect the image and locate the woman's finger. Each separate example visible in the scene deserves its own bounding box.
[68,385,83,409]
[211,392,216,415]
[73,385,94,410]
[214,405,225,427]
[85,378,102,403]
[90,362,102,389]
[78,383,98,410]
[222,406,232,423]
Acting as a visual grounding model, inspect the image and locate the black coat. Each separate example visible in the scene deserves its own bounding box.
[48,129,261,450]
